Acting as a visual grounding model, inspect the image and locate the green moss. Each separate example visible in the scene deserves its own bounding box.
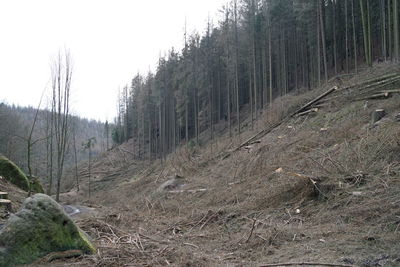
[78,229,97,254]
[30,178,45,193]
[0,194,96,266]
[0,156,30,191]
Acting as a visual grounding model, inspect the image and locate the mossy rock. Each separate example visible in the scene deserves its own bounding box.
[30,177,45,194]
[0,156,30,191]
[0,194,96,266]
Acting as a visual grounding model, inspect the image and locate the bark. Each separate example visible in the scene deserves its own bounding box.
[394,0,399,60]
[345,0,350,73]
[352,0,358,72]
[319,0,328,82]
[234,0,241,134]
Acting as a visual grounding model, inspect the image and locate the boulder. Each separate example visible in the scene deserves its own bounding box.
[0,156,30,191]
[371,109,386,124]
[0,156,45,194]
[0,194,96,266]
[395,112,400,122]
[30,177,45,194]
[157,175,185,192]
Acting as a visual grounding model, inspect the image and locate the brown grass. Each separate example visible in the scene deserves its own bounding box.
[31,63,400,266]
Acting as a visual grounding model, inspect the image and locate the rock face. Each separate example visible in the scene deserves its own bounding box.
[0,194,96,266]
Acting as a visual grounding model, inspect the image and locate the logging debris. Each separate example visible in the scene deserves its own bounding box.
[371,109,386,124]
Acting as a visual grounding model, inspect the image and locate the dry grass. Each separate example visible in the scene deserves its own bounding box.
[32,63,400,266]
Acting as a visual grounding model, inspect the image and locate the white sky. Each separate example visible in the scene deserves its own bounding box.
[0,0,227,122]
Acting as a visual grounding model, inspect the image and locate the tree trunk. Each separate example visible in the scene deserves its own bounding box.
[252,0,258,125]
[367,0,372,64]
[345,0,350,73]
[234,0,241,135]
[88,145,91,199]
[394,0,399,60]
[269,10,273,105]
[388,0,393,59]
[73,127,79,192]
[352,0,358,72]
[332,0,338,75]
[382,0,387,60]
[319,0,328,82]
[317,2,321,87]
[360,0,372,66]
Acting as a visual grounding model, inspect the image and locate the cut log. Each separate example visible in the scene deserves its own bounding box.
[291,86,337,116]
[295,108,319,117]
[0,199,11,212]
[395,113,400,122]
[227,87,338,156]
[43,249,83,262]
[355,92,391,101]
[0,192,8,199]
[371,109,386,124]
[379,89,400,94]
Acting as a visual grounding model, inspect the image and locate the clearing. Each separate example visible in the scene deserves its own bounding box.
[11,64,400,266]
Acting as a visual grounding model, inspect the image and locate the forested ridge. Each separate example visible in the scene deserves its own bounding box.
[0,103,108,188]
[114,0,400,160]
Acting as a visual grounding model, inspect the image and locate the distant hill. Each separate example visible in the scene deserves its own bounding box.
[0,102,111,190]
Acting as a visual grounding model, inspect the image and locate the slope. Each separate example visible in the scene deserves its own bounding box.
[36,63,400,266]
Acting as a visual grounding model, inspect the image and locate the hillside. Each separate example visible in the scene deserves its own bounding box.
[25,63,398,267]
[0,104,109,190]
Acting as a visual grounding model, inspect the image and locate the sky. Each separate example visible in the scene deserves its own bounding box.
[0,0,227,122]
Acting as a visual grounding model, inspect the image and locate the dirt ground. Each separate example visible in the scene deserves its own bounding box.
[20,64,400,266]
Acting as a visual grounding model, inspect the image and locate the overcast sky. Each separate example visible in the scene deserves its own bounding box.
[0,0,227,122]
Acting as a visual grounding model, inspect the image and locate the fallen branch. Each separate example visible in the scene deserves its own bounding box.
[222,74,399,160]
[183,242,199,249]
[230,118,290,154]
[245,219,257,243]
[42,249,83,262]
[228,86,337,155]
[199,212,218,230]
[79,170,112,175]
[118,147,135,156]
[168,188,207,194]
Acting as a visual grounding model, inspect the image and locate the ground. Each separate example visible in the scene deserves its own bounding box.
[9,63,400,266]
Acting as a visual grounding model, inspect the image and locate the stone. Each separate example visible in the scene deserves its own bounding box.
[371,109,386,124]
[395,113,400,122]
[30,177,45,194]
[0,157,45,194]
[0,194,96,266]
[157,175,185,191]
[0,156,30,192]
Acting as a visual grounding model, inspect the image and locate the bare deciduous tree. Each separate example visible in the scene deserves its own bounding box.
[51,50,72,202]
[14,88,47,196]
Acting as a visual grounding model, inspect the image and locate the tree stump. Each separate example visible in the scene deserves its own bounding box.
[395,113,400,122]
[371,109,386,124]
[0,192,8,199]
[0,199,11,212]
